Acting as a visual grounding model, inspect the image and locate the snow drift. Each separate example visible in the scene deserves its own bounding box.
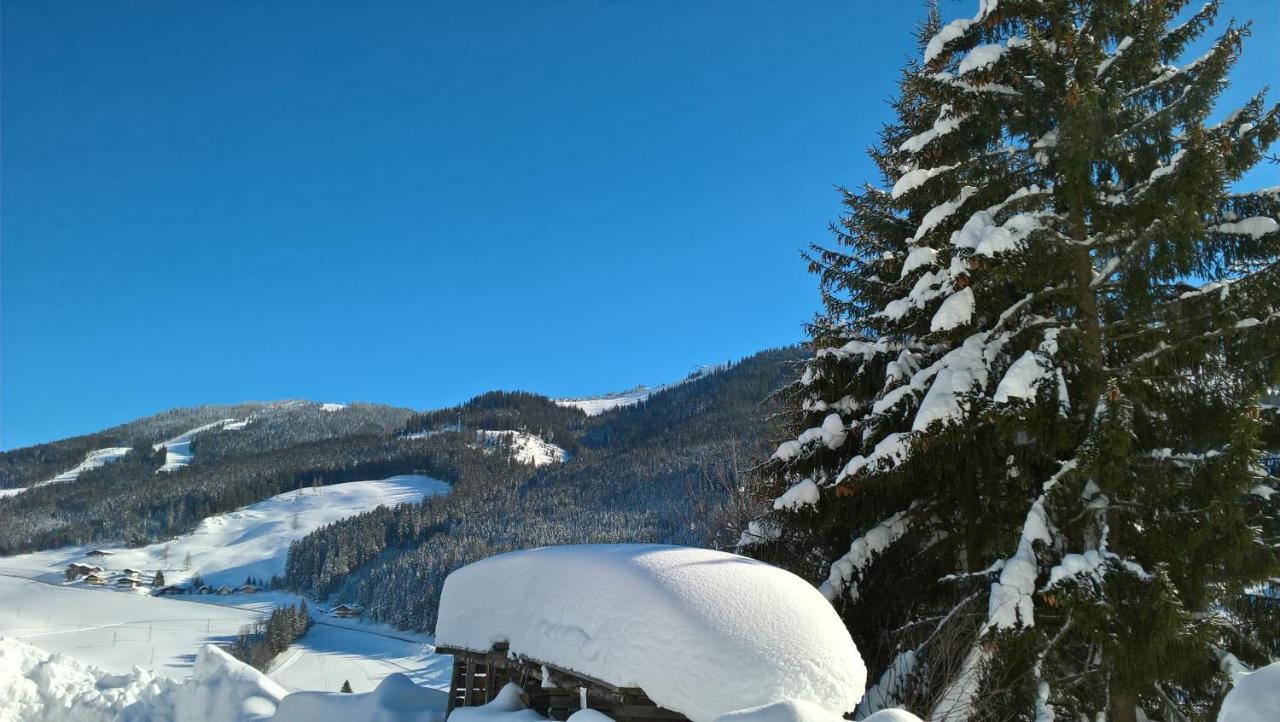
[1219,661,1280,722]
[273,672,446,722]
[0,636,283,722]
[434,544,866,722]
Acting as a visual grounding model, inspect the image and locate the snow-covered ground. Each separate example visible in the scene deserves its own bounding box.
[0,574,262,678]
[0,474,450,589]
[0,446,133,498]
[154,418,247,472]
[477,430,567,466]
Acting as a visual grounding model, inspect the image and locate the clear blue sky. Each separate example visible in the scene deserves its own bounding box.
[3,1,1277,450]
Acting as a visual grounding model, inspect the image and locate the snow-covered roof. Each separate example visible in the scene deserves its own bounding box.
[435,544,866,722]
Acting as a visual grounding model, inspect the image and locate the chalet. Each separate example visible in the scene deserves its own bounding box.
[115,578,140,588]
[330,603,361,618]
[241,583,258,594]
[435,546,864,722]
[66,563,93,578]
[84,573,107,586]
[121,568,142,578]
[198,586,214,595]
[216,585,232,595]
[86,550,112,558]
[154,585,187,596]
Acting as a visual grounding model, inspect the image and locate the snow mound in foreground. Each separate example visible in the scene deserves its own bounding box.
[1220,661,1280,722]
[447,683,545,722]
[435,545,866,722]
[274,672,445,722]
[0,636,282,722]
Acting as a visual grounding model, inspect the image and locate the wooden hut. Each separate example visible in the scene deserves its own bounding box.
[155,585,187,596]
[241,583,257,594]
[438,642,688,722]
[84,573,107,585]
[330,603,361,618]
[115,577,140,588]
[86,550,113,558]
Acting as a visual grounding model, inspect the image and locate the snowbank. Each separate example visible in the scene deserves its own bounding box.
[0,636,282,722]
[435,545,865,722]
[447,683,545,722]
[1219,661,1280,722]
[274,672,446,722]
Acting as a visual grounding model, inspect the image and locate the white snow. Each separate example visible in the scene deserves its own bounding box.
[1220,661,1280,722]
[899,110,967,154]
[435,545,866,722]
[913,187,977,242]
[0,635,285,722]
[993,351,1044,403]
[892,164,958,200]
[957,44,1005,74]
[773,479,820,511]
[477,431,568,467]
[274,672,445,722]
[155,418,248,472]
[1212,217,1279,238]
[930,288,975,332]
[555,387,654,416]
[448,683,546,722]
[0,474,449,590]
[821,511,911,602]
[319,403,347,412]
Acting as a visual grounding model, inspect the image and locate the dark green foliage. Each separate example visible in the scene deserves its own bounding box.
[405,390,589,456]
[748,2,1279,721]
[225,603,313,671]
[341,680,353,693]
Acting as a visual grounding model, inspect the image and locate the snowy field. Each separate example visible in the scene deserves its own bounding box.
[0,574,262,678]
[0,474,450,588]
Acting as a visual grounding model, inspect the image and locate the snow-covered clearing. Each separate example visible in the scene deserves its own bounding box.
[477,430,567,466]
[0,474,449,589]
[556,386,659,415]
[0,574,262,678]
[154,418,248,472]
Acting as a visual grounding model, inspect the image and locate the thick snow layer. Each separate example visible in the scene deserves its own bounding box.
[448,683,546,722]
[477,431,567,467]
[155,418,247,472]
[274,672,446,722]
[1219,662,1280,722]
[0,474,450,590]
[862,711,924,722]
[177,645,287,721]
[715,699,846,722]
[0,636,283,722]
[435,545,865,722]
[319,403,348,412]
[930,288,975,332]
[264,617,452,694]
[1212,217,1278,239]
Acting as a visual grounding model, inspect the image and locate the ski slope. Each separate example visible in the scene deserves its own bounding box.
[477,430,567,466]
[556,364,730,416]
[154,418,247,472]
[0,474,450,589]
[0,446,133,499]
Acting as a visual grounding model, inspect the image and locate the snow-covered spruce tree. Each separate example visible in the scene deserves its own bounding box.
[745,2,1280,721]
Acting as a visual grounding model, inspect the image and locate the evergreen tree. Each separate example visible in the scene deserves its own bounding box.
[748,2,1279,721]
[152,570,165,588]
[341,680,353,693]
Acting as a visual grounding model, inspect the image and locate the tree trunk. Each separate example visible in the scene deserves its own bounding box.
[1109,686,1138,722]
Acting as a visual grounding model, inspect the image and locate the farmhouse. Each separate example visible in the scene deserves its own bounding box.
[85,550,112,558]
[65,563,94,579]
[83,573,107,586]
[121,568,142,578]
[330,603,361,618]
[115,578,140,588]
[241,583,257,594]
[155,585,187,596]
[435,545,865,722]
[216,585,232,595]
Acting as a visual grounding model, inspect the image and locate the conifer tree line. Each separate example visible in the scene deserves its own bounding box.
[225,603,313,671]
[747,1,1279,721]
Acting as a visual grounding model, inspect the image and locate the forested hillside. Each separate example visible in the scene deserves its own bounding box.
[0,401,415,553]
[283,346,803,630]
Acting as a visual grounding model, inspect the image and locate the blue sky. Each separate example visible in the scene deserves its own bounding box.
[3,1,1278,450]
